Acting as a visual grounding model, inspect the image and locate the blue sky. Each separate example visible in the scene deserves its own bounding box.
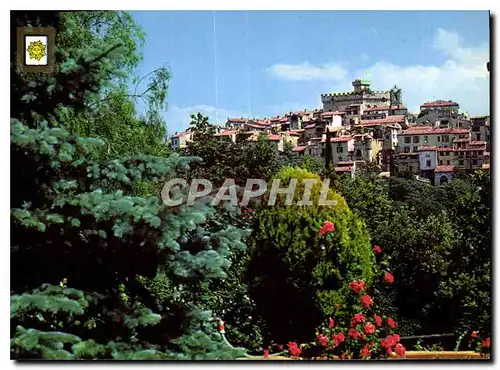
[130,11,490,134]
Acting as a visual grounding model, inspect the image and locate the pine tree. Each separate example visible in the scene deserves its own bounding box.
[11,11,249,360]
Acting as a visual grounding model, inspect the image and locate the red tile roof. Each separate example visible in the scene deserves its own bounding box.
[337,161,355,165]
[330,136,352,143]
[335,167,353,172]
[267,134,281,141]
[359,115,406,125]
[400,127,469,135]
[470,141,487,146]
[363,105,406,112]
[293,145,306,152]
[418,146,439,151]
[420,100,459,108]
[245,122,268,129]
[287,131,301,136]
[435,165,455,173]
[227,117,247,123]
[215,130,237,137]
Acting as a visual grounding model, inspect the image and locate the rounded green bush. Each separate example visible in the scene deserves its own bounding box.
[247,167,375,344]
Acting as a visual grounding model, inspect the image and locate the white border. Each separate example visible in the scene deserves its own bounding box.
[2,3,496,370]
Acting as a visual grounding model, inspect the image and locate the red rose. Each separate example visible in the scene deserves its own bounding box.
[287,342,302,357]
[340,353,347,359]
[361,295,374,309]
[351,313,366,326]
[278,344,284,351]
[361,345,370,359]
[332,332,345,347]
[384,335,397,348]
[395,343,406,357]
[349,328,362,340]
[329,318,335,328]
[471,331,478,339]
[317,333,329,347]
[387,317,397,329]
[374,315,382,327]
[393,334,400,343]
[364,322,376,335]
[264,349,269,358]
[373,245,382,254]
[482,337,491,348]
[319,221,335,236]
[348,280,366,294]
[384,272,394,284]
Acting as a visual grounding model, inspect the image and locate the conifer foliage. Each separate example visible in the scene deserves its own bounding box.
[11,11,248,360]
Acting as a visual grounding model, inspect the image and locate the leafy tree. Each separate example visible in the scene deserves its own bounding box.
[247,168,375,345]
[11,11,248,360]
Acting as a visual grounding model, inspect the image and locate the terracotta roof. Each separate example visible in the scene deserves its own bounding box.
[321,111,345,117]
[330,136,352,143]
[435,165,455,173]
[420,100,459,108]
[438,147,456,152]
[359,115,406,125]
[227,117,247,123]
[363,105,406,112]
[280,118,289,123]
[293,146,306,152]
[400,127,469,135]
[174,131,191,138]
[245,122,268,129]
[337,161,355,165]
[470,141,487,146]
[335,166,353,172]
[215,130,237,137]
[267,134,281,141]
[418,146,439,151]
[269,117,281,122]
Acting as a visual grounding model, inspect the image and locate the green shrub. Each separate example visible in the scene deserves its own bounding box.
[247,168,375,345]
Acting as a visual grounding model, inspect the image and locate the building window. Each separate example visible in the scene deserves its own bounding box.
[404,137,411,144]
[424,135,428,143]
[439,160,443,165]
[476,133,481,141]
[338,157,342,162]
[442,135,450,142]
[437,136,441,142]
[447,160,450,165]
[413,146,418,152]
[472,159,477,165]
[321,149,325,157]
[426,160,431,167]
[459,160,464,165]
[393,133,396,139]
[413,136,420,143]
[336,146,343,153]
[472,126,480,132]
[404,147,410,153]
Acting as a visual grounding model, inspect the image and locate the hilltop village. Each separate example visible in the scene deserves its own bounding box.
[170,79,490,186]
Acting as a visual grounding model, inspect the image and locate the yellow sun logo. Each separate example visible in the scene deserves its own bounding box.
[27,40,46,61]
